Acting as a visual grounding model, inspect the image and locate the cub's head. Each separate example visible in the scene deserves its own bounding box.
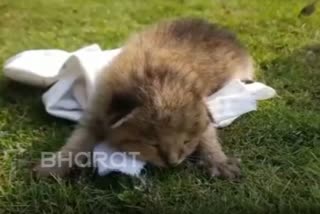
[103,87,211,167]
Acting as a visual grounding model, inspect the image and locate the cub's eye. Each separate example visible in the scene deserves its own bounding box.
[184,140,191,145]
[148,142,159,148]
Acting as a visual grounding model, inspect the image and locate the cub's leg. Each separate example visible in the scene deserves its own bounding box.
[199,123,241,180]
[33,126,96,177]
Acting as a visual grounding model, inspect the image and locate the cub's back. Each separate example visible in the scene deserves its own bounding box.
[124,18,254,95]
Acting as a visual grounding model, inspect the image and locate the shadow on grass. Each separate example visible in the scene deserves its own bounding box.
[0,80,75,180]
[261,43,320,107]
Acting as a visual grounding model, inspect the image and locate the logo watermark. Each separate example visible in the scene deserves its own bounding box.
[40,151,141,169]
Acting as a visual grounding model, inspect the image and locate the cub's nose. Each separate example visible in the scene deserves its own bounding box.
[167,154,183,166]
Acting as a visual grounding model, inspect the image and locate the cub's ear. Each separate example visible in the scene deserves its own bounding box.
[108,90,141,128]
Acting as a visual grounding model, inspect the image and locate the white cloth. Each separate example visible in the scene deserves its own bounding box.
[3,44,276,176]
[94,143,146,176]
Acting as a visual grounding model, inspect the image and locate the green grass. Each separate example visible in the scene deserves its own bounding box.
[0,0,320,213]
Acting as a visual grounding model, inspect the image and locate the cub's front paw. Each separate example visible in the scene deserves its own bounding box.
[209,157,241,180]
[33,158,71,178]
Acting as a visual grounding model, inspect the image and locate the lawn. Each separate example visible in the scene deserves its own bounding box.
[0,0,320,213]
